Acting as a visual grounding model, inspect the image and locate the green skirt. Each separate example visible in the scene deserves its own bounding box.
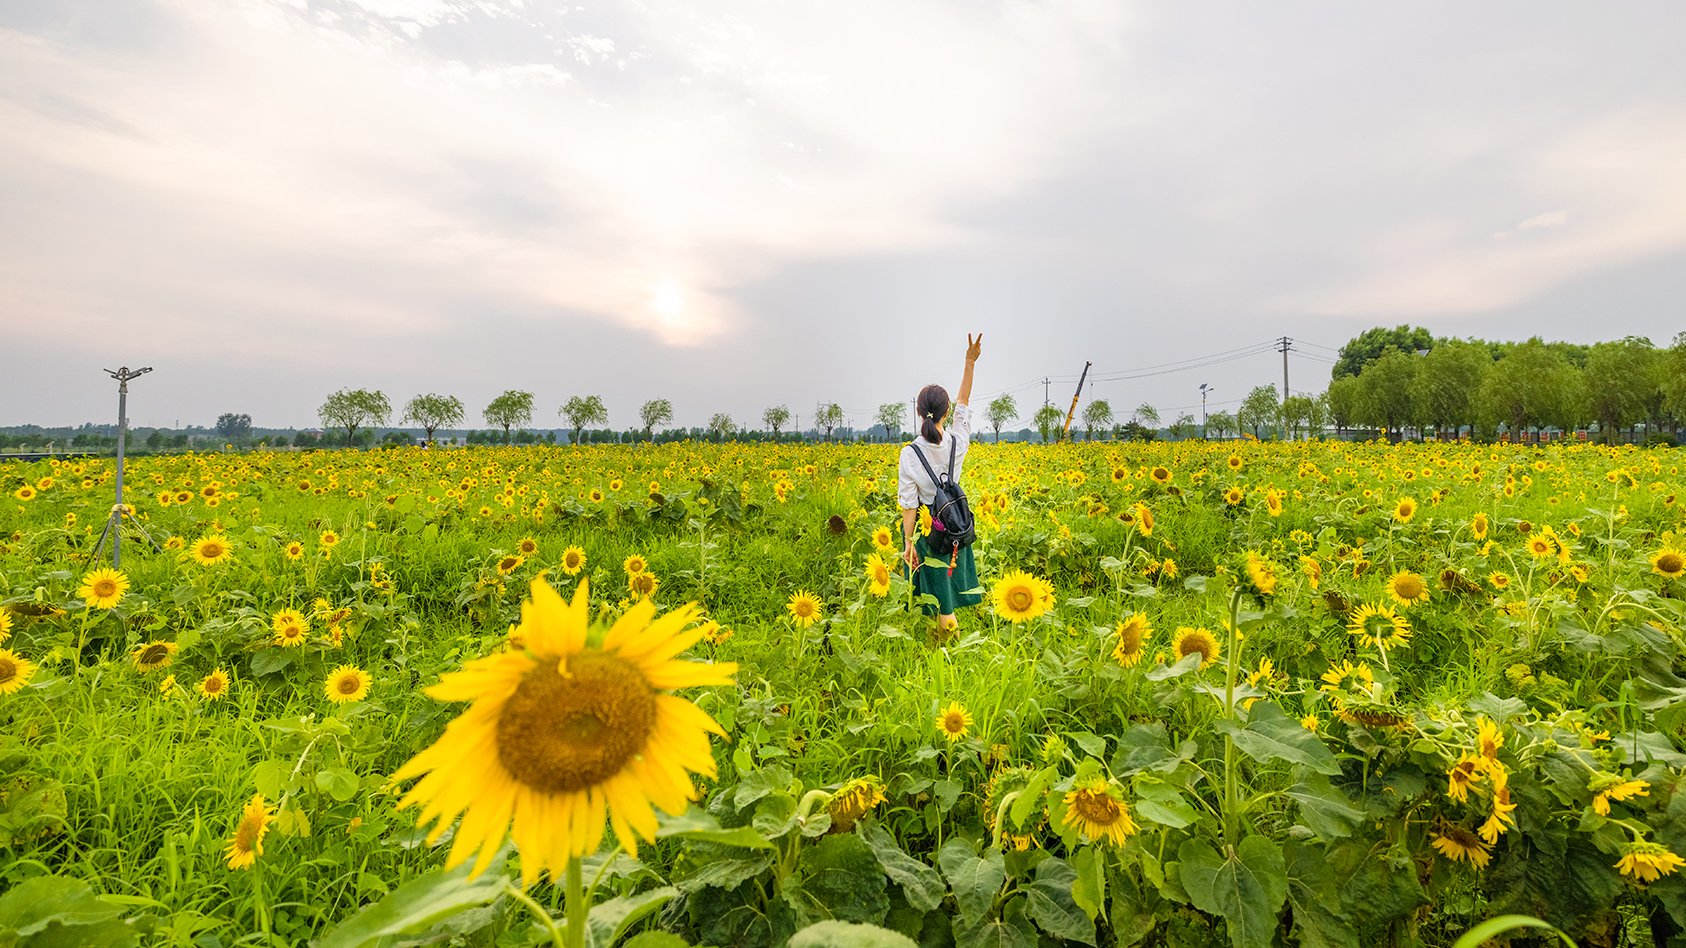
[909,535,982,616]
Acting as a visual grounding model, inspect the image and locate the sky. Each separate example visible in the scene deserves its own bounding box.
[2,0,1684,432]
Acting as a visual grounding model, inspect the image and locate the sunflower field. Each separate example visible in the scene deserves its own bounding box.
[4,439,1686,948]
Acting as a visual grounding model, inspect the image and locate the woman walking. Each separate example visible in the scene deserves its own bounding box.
[899,334,983,633]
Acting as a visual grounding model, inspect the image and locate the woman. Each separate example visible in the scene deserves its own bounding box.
[899,334,983,632]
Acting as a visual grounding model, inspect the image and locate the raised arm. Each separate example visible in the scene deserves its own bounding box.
[956,333,982,406]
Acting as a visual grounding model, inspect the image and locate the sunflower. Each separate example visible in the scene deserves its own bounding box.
[609,479,623,492]
[1265,490,1284,517]
[325,665,371,703]
[1591,775,1649,816]
[623,554,649,576]
[79,568,129,609]
[1446,754,1486,803]
[1112,614,1151,667]
[1527,535,1556,558]
[589,488,606,503]
[224,794,275,870]
[131,641,178,673]
[517,537,540,557]
[284,541,304,560]
[545,549,581,580]
[1320,660,1373,693]
[1223,487,1244,506]
[826,775,887,833]
[786,590,822,627]
[871,527,895,553]
[1651,548,1686,579]
[1616,842,1686,883]
[1478,784,1518,843]
[13,485,36,501]
[199,669,230,700]
[1348,603,1411,650]
[864,556,893,597]
[478,506,493,518]
[0,649,37,695]
[1471,512,1489,539]
[1132,503,1154,536]
[992,570,1051,624]
[1476,719,1504,761]
[391,579,735,885]
[1226,454,1243,470]
[628,571,660,600]
[164,536,184,550]
[935,701,973,743]
[1430,823,1492,869]
[1110,466,1129,484]
[1171,628,1220,667]
[1488,571,1511,590]
[191,535,233,566]
[1385,571,1429,607]
[497,554,525,576]
[1239,552,1277,596]
[1062,776,1138,845]
[274,610,311,647]
[320,530,341,548]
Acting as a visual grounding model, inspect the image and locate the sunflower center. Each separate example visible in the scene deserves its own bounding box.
[1118,624,1144,653]
[203,543,224,558]
[1178,634,1215,663]
[141,645,169,665]
[794,600,815,617]
[0,658,15,682]
[206,677,224,693]
[496,651,656,795]
[93,579,118,598]
[941,713,966,734]
[337,675,362,695]
[1395,576,1424,600]
[1071,789,1121,825]
[1660,553,1684,573]
[1007,587,1034,611]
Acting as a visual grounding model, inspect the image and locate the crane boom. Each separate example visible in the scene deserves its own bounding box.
[1061,362,1092,440]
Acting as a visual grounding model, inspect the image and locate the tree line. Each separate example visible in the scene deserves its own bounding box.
[1323,326,1686,444]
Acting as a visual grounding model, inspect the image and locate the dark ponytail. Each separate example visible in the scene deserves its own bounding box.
[916,384,950,445]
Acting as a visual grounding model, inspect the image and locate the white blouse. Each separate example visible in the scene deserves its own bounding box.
[897,403,972,510]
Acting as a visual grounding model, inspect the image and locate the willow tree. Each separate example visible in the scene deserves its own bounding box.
[483,391,534,444]
[319,388,391,448]
[560,395,608,446]
[403,393,464,446]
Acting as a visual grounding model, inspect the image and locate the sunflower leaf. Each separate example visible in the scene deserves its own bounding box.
[939,838,1006,926]
[1178,836,1287,948]
[857,818,947,913]
[1024,858,1095,945]
[1283,769,1365,841]
[316,849,509,948]
[657,806,775,850]
[1214,702,1341,775]
[586,886,678,948]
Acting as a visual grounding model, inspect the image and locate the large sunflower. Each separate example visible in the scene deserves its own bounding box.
[517,537,540,557]
[935,701,972,743]
[0,649,37,695]
[131,641,178,673]
[325,665,371,703]
[1062,776,1137,845]
[224,794,275,870]
[561,546,587,576]
[786,591,822,627]
[273,609,311,646]
[1652,548,1686,579]
[199,669,231,701]
[1393,496,1417,523]
[992,570,1052,624]
[627,572,660,600]
[864,556,893,597]
[79,568,129,610]
[871,527,895,553]
[1112,614,1152,667]
[1471,512,1489,539]
[1348,602,1411,650]
[1171,628,1220,667]
[623,553,649,577]
[191,535,233,566]
[393,579,734,885]
[1616,842,1686,882]
[1385,571,1429,607]
[1430,823,1492,869]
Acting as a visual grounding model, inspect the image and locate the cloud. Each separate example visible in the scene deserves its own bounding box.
[0,0,1134,349]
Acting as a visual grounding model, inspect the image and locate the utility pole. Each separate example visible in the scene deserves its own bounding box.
[1277,336,1293,441]
[1043,377,1051,407]
[1200,383,1212,440]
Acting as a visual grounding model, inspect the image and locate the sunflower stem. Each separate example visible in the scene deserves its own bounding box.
[566,857,587,948]
[1222,584,1243,849]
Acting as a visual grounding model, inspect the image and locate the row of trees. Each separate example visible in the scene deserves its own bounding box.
[1326,330,1686,443]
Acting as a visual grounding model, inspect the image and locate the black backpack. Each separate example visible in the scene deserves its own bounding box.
[911,434,975,568]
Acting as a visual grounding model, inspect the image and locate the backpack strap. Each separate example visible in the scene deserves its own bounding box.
[909,438,943,487]
[946,434,957,481]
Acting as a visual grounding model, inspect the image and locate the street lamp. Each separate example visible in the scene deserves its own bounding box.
[1199,383,1213,440]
